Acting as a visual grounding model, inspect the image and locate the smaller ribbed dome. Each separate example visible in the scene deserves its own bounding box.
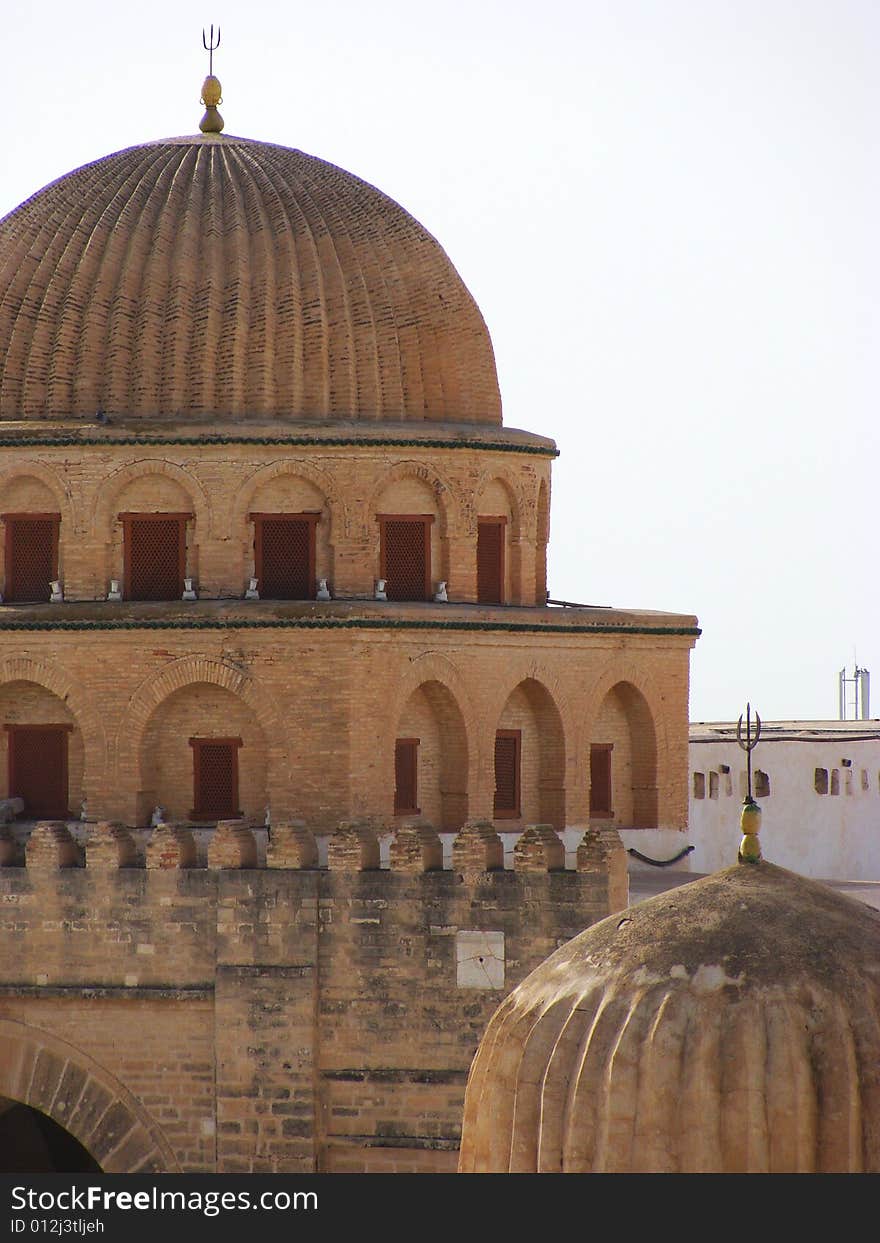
[459,862,880,1173]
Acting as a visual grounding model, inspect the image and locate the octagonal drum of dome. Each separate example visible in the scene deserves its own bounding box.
[459,860,880,1173]
[0,134,501,426]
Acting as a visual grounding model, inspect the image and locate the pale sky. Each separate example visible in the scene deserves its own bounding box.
[3,0,877,723]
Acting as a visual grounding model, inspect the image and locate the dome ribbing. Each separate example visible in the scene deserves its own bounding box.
[459,862,880,1173]
[0,135,501,426]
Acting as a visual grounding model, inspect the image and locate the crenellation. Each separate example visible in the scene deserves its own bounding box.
[25,821,82,870]
[145,823,197,870]
[513,823,566,872]
[451,821,503,875]
[207,819,258,870]
[85,821,140,870]
[388,821,443,873]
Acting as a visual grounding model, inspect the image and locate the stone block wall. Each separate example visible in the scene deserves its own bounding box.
[0,821,620,1173]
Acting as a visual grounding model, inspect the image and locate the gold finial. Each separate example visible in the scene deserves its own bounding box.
[738,796,762,863]
[199,25,224,134]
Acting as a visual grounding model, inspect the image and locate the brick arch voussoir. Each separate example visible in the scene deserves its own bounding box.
[229,458,346,542]
[368,458,459,539]
[575,662,667,774]
[474,468,527,540]
[89,458,213,540]
[489,666,570,738]
[0,656,106,757]
[0,460,77,533]
[394,654,476,787]
[0,1018,180,1172]
[118,656,290,790]
[536,477,550,536]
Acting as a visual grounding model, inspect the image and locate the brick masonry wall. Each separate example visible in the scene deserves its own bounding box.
[0,856,615,1173]
[0,443,552,606]
[0,627,693,832]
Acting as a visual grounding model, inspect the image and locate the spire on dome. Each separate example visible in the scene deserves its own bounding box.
[199,24,224,133]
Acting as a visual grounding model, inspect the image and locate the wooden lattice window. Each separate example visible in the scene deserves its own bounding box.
[394,738,420,815]
[378,515,433,601]
[121,513,190,601]
[494,730,521,819]
[189,737,242,821]
[251,512,318,600]
[2,513,60,603]
[477,518,506,604]
[5,724,72,818]
[590,743,613,817]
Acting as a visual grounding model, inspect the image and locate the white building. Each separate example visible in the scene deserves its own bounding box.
[687,720,880,881]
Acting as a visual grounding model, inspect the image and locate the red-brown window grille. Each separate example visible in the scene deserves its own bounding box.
[251,512,318,600]
[2,513,60,603]
[494,729,521,819]
[5,724,72,818]
[477,517,506,605]
[394,738,420,815]
[378,515,433,601]
[590,743,614,817]
[189,737,242,821]
[121,513,190,601]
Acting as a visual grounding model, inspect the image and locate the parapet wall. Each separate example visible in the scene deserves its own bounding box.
[0,820,626,1173]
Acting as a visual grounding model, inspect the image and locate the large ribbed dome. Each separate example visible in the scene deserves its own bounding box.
[460,861,880,1173]
[0,134,502,425]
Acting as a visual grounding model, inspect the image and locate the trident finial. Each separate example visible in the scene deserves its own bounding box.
[199,26,224,134]
[736,702,763,863]
[736,702,762,801]
[202,25,221,76]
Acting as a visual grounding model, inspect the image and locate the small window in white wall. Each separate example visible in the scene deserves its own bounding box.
[755,770,770,798]
[693,772,705,799]
[830,769,840,796]
[815,768,828,795]
[709,772,719,799]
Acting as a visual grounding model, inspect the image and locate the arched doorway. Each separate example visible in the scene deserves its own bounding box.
[0,1097,101,1172]
[0,1020,179,1173]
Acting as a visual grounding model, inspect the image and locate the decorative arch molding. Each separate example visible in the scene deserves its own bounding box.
[366,458,459,539]
[0,1018,180,1172]
[227,458,345,542]
[492,670,568,829]
[473,468,528,540]
[0,655,106,758]
[575,662,666,829]
[575,661,668,763]
[394,652,476,726]
[485,664,571,736]
[117,657,292,815]
[0,460,76,533]
[88,458,213,540]
[119,656,289,784]
[394,654,476,776]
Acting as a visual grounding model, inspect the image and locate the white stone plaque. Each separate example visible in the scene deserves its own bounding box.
[455,930,505,989]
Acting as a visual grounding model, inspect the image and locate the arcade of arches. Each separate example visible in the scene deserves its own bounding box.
[0,654,686,833]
